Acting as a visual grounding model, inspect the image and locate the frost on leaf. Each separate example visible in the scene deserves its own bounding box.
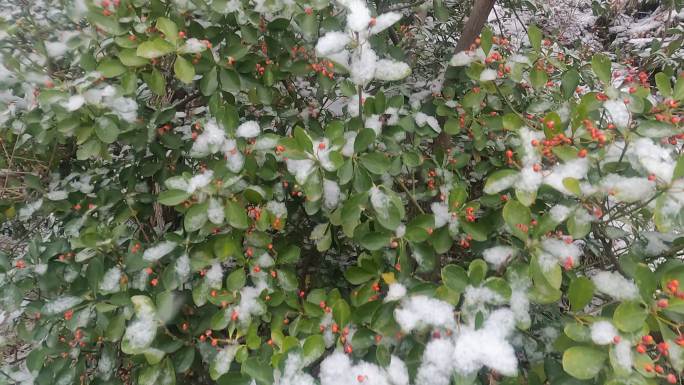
[143,241,177,262]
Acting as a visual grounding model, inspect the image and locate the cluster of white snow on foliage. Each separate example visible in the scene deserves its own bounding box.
[274,354,315,385]
[394,295,455,332]
[122,297,157,352]
[482,246,517,268]
[429,202,459,235]
[415,309,519,384]
[42,296,83,315]
[539,237,582,270]
[590,320,618,345]
[384,283,407,302]
[319,351,409,385]
[591,271,640,301]
[315,1,409,87]
[99,267,122,293]
[142,241,177,262]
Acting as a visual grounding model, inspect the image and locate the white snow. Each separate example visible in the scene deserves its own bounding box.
[480,69,497,81]
[482,246,517,269]
[600,174,655,203]
[99,267,122,293]
[190,120,226,157]
[384,283,407,302]
[223,139,245,173]
[186,170,214,193]
[484,173,518,194]
[316,31,351,56]
[323,179,341,210]
[350,47,377,86]
[208,198,225,224]
[543,158,589,195]
[591,271,640,301]
[414,112,441,133]
[178,38,207,54]
[394,295,455,332]
[286,158,316,185]
[549,204,572,222]
[604,100,630,129]
[142,241,177,262]
[236,121,261,138]
[62,95,85,111]
[452,309,518,376]
[42,296,83,315]
[46,190,68,200]
[370,12,402,35]
[344,0,372,32]
[590,320,618,345]
[374,60,411,81]
[614,339,633,371]
[175,254,191,282]
[205,262,224,289]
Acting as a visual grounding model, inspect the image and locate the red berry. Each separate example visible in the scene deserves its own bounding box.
[577,149,587,158]
[505,150,513,158]
[178,31,186,38]
[667,374,677,384]
[658,299,669,308]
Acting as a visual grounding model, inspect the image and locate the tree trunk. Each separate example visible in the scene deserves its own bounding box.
[432,0,496,151]
[454,0,497,53]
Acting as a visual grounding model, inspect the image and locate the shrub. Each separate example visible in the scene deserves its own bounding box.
[1,1,684,385]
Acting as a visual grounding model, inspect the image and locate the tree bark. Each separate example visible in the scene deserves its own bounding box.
[432,0,496,151]
[454,0,497,53]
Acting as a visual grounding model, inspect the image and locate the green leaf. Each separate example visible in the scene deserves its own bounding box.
[119,48,150,67]
[174,56,195,84]
[344,266,375,285]
[480,26,493,55]
[144,69,166,96]
[359,232,391,250]
[333,299,351,326]
[468,259,488,285]
[655,72,672,97]
[302,335,325,365]
[200,67,218,96]
[88,12,125,35]
[530,68,548,89]
[561,69,580,99]
[226,201,249,229]
[242,357,273,385]
[184,202,208,232]
[97,58,126,78]
[562,346,606,380]
[483,169,517,195]
[674,76,684,101]
[156,17,179,45]
[225,268,246,291]
[568,277,594,311]
[442,264,468,293]
[503,199,531,241]
[444,118,461,135]
[360,153,390,174]
[527,25,542,52]
[613,301,647,332]
[95,116,120,144]
[433,0,449,21]
[637,120,676,138]
[354,128,376,153]
[220,68,241,92]
[591,53,611,84]
[158,190,190,206]
[137,38,176,59]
